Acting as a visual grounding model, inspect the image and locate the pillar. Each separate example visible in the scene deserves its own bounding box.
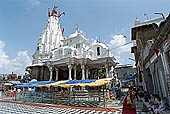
[81,64,85,80]
[54,67,59,81]
[48,65,53,81]
[74,66,77,80]
[68,64,72,80]
[105,64,109,78]
[86,68,89,79]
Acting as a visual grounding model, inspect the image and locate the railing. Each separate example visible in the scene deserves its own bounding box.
[13,90,105,108]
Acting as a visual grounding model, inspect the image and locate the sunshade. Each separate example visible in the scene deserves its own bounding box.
[36,80,68,88]
[122,73,137,83]
[14,81,55,88]
[58,78,112,88]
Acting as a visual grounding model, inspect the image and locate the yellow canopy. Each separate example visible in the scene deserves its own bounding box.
[36,80,68,88]
[58,78,113,88]
[87,78,113,87]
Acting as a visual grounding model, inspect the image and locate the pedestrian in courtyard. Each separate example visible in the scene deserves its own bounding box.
[127,91,132,108]
[61,88,65,98]
[72,87,76,100]
[12,90,16,100]
[131,88,136,109]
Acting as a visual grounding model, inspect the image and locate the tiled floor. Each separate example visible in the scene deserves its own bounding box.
[0,101,121,114]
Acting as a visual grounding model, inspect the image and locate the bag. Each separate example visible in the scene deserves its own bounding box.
[127,96,132,105]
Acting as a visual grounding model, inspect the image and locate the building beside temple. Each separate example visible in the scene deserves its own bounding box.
[131,14,170,104]
[26,6,116,81]
[114,65,136,87]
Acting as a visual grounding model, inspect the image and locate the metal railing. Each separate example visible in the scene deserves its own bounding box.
[13,90,105,108]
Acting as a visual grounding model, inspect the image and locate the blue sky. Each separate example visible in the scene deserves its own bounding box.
[0,0,169,74]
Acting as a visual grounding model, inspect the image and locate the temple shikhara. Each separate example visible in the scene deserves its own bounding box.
[27,6,116,81]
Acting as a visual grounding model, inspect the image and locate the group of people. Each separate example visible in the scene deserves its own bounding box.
[138,89,165,114]
[109,84,121,101]
[127,87,166,113]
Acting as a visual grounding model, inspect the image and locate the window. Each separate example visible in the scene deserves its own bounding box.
[68,49,71,55]
[59,50,63,56]
[76,44,80,48]
[37,46,39,51]
[97,47,100,56]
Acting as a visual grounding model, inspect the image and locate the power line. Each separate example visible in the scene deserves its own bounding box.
[110,41,132,50]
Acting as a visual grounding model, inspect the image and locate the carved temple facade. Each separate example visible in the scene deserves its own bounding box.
[27,6,116,81]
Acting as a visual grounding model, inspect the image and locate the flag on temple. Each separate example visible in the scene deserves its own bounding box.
[63,12,66,15]
[62,28,64,34]
[153,48,159,56]
[48,8,50,17]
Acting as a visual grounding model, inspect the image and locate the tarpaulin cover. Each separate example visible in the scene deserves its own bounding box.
[32,78,113,88]
[122,73,137,83]
[58,78,113,88]
[14,81,55,88]
[60,80,96,85]
[86,78,113,87]
[58,79,97,88]
[36,80,68,88]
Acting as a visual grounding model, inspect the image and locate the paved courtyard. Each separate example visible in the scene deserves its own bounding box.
[0,100,121,114]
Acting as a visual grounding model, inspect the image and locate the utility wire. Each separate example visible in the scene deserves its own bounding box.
[101,41,133,56]
[110,41,132,51]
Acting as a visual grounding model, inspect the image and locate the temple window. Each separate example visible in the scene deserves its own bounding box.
[68,50,71,54]
[76,44,80,48]
[37,46,39,51]
[97,47,100,56]
[59,50,63,56]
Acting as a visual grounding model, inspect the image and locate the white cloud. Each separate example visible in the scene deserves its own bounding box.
[0,40,31,74]
[26,0,41,10]
[107,34,134,65]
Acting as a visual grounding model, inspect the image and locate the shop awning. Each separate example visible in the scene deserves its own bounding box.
[122,73,137,83]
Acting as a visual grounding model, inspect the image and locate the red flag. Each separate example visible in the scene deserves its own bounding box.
[58,12,66,18]
[62,28,64,34]
[48,8,50,17]
[62,12,66,15]
[153,48,159,56]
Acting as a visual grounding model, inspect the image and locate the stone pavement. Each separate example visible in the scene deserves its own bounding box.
[0,99,122,114]
[0,90,124,114]
[136,100,150,114]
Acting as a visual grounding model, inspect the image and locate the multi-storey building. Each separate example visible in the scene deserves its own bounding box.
[131,14,170,104]
[115,65,136,87]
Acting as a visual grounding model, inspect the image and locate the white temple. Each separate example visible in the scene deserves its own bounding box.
[27,6,116,81]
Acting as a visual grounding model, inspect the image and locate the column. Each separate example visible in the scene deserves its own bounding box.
[74,66,77,80]
[48,65,53,81]
[86,68,89,79]
[105,64,109,78]
[68,64,72,80]
[81,64,85,80]
[54,67,59,81]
